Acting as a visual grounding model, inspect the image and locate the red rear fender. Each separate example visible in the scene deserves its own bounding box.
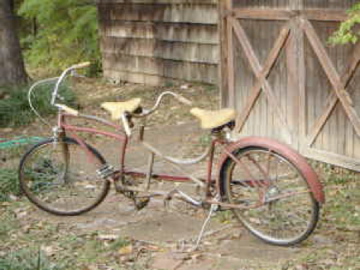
[217,137,325,204]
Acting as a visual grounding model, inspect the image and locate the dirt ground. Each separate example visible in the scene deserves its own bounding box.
[1,78,359,270]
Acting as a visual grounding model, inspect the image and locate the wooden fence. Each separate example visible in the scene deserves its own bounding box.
[97,0,359,171]
[97,0,219,85]
[220,0,360,171]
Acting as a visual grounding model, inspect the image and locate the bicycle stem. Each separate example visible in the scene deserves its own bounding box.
[51,62,91,105]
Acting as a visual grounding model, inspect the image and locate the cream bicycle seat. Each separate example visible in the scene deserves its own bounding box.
[190,107,236,129]
[101,98,141,120]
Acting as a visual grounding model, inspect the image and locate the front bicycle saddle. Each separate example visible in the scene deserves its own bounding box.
[101,98,142,120]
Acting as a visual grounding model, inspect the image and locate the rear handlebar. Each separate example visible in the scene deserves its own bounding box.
[132,91,192,118]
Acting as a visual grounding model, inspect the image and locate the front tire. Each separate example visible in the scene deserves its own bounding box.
[221,147,319,246]
[19,137,110,216]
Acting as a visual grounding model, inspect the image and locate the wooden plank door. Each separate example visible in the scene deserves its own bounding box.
[300,14,360,171]
[220,2,360,171]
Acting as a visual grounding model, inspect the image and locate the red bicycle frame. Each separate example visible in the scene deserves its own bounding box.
[57,112,225,198]
[57,109,325,208]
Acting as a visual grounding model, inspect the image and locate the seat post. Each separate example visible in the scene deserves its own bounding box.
[145,152,155,190]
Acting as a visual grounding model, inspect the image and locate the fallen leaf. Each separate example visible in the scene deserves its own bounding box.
[97,234,119,241]
[118,245,133,255]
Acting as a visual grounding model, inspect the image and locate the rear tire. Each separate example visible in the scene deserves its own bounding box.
[19,137,110,216]
[221,146,319,246]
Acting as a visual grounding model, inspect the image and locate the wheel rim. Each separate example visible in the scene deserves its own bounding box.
[226,148,317,245]
[20,140,108,214]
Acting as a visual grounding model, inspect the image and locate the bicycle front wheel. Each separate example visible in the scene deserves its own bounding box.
[221,147,319,246]
[19,137,110,216]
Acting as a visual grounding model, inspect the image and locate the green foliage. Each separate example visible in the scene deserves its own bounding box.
[0,248,63,270]
[0,83,76,127]
[18,0,100,75]
[329,2,360,44]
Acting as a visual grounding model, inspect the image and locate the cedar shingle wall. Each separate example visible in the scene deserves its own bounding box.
[97,0,219,85]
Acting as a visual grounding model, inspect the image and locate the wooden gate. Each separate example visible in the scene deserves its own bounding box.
[220,0,360,172]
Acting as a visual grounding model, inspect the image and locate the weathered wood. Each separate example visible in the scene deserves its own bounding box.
[303,148,360,172]
[235,24,291,132]
[220,0,359,171]
[102,53,218,83]
[99,21,218,45]
[98,0,217,4]
[292,17,306,147]
[231,17,292,141]
[99,0,360,171]
[233,9,293,20]
[303,0,358,9]
[104,69,177,85]
[301,18,360,137]
[307,42,360,146]
[226,0,235,108]
[98,3,218,24]
[101,37,219,64]
[303,9,348,21]
[98,1,219,85]
[218,0,228,107]
[232,0,296,8]
[232,8,347,21]
[286,19,300,148]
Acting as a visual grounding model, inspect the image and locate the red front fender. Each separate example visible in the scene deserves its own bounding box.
[217,137,325,204]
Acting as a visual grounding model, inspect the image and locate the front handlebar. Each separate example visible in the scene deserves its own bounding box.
[71,62,91,69]
[28,62,192,134]
[51,62,90,105]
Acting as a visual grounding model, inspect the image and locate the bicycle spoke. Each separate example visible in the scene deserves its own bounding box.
[19,138,110,215]
[223,147,319,245]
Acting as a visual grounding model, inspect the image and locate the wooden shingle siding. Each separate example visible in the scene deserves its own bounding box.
[102,54,218,83]
[97,0,218,85]
[100,22,218,44]
[233,0,295,8]
[101,37,219,64]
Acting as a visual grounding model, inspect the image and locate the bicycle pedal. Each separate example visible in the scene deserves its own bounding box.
[134,197,150,210]
[96,164,114,179]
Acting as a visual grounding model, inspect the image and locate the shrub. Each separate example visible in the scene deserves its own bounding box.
[329,3,360,44]
[0,83,76,128]
[18,0,101,76]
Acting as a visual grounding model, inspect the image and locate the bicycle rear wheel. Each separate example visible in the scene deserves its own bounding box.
[221,147,319,246]
[19,137,110,216]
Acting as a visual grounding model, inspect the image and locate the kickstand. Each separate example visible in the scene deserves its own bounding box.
[190,202,218,252]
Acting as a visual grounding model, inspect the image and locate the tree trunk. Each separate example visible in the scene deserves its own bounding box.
[0,0,27,86]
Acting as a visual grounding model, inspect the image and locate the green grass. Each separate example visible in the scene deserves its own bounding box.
[0,211,19,241]
[0,83,76,128]
[0,248,64,270]
[323,172,360,231]
[0,168,19,202]
[108,237,131,251]
[281,168,360,270]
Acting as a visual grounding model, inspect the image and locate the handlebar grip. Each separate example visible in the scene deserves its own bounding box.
[72,62,91,69]
[175,94,193,106]
[56,104,79,116]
